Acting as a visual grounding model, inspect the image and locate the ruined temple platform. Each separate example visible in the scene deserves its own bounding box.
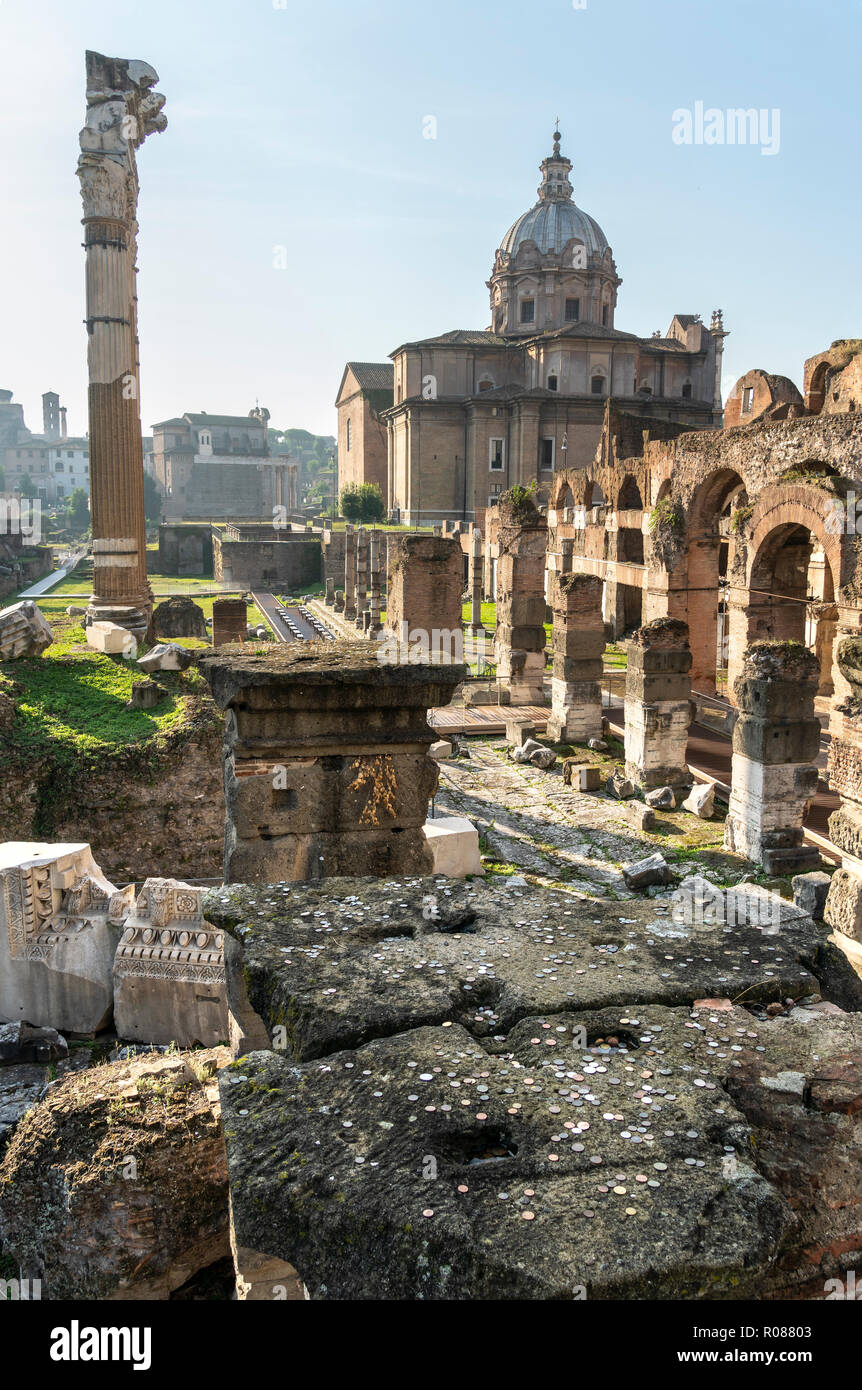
[207,876,862,1301]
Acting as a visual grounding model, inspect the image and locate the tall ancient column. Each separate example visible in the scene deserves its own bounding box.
[724,641,821,873]
[77,52,166,642]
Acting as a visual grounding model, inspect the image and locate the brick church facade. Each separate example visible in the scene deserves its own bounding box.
[338,129,728,525]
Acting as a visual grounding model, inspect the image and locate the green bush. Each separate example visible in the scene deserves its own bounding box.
[340,482,385,522]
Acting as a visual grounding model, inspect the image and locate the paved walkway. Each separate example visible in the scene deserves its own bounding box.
[18,551,86,598]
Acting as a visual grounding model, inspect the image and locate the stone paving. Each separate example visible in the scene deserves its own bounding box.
[434,738,735,899]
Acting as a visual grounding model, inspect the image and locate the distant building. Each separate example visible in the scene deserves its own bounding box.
[149,407,298,520]
[0,389,89,504]
[335,362,394,497]
[338,130,727,525]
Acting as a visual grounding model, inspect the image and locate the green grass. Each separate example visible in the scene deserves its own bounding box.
[0,612,221,835]
[2,626,206,761]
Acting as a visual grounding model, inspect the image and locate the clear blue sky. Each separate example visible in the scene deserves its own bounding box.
[1,0,859,438]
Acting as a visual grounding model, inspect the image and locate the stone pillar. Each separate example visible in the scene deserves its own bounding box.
[724,642,821,873]
[824,636,862,941]
[199,644,466,882]
[812,602,838,696]
[494,497,548,705]
[624,618,693,794]
[560,537,574,576]
[546,573,604,744]
[334,589,345,614]
[212,598,248,647]
[324,576,335,607]
[354,527,368,630]
[77,51,166,643]
[386,535,463,646]
[343,526,356,621]
[468,530,483,631]
[368,530,382,635]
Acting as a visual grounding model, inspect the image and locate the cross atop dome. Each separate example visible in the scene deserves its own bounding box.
[538,126,573,202]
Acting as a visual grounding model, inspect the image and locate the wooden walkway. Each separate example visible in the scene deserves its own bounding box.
[429,704,549,736]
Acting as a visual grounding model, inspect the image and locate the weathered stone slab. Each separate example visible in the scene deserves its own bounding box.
[137,642,194,672]
[207,878,862,1300]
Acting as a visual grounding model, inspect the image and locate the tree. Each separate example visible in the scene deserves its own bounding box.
[17,473,37,499]
[66,487,90,533]
[143,472,163,526]
[340,482,385,522]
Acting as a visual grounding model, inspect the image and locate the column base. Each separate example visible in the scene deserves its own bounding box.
[86,602,149,643]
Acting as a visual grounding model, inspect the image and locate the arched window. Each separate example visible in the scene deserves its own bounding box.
[346,418,352,452]
[681,382,692,400]
[591,375,605,395]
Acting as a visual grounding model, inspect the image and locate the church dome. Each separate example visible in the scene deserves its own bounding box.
[497,128,610,260]
[499,199,609,258]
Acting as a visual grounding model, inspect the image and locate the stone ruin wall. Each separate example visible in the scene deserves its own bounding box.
[0,721,224,881]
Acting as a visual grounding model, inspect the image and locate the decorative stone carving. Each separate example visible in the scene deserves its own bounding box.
[113,878,228,1047]
[0,601,54,659]
[0,842,130,1035]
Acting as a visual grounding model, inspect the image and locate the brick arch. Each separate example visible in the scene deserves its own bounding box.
[657,467,750,694]
[550,470,589,510]
[726,484,845,697]
[745,485,844,590]
[617,473,644,510]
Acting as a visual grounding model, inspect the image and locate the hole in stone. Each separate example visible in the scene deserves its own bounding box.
[425,911,478,934]
[585,1028,641,1054]
[438,1128,518,1166]
[320,755,345,772]
[272,788,298,810]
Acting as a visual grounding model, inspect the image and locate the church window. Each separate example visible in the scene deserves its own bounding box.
[681,382,692,399]
[541,438,555,470]
[547,375,558,392]
[602,305,609,326]
[591,375,605,395]
[489,438,504,470]
[520,298,535,324]
[565,298,580,321]
[478,379,493,392]
[346,418,352,451]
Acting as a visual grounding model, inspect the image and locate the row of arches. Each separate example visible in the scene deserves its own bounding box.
[548,464,845,697]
